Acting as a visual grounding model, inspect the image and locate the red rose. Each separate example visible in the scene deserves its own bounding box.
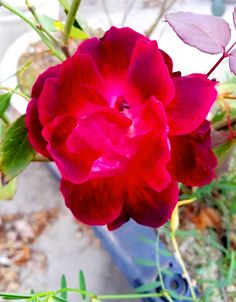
[26,27,217,230]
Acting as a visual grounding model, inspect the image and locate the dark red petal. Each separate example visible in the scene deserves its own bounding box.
[65,109,131,181]
[128,39,175,105]
[25,98,51,158]
[67,108,132,154]
[77,26,146,75]
[166,74,217,136]
[60,176,123,225]
[38,78,60,126]
[126,180,179,228]
[168,120,217,186]
[58,53,104,97]
[43,115,90,182]
[76,37,102,67]
[160,50,173,74]
[31,65,60,98]
[58,54,107,114]
[44,109,131,184]
[135,98,171,191]
[100,27,146,74]
[107,210,130,231]
[38,55,107,127]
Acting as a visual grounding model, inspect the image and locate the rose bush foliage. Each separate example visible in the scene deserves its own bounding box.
[26,27,217,230]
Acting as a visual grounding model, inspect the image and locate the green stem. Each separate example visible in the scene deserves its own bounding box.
[213,116,236,130]
[0,0,64,61]
[156,232,174,302]
[0,86,30,101]
[171,231,197,301]
[55,288,95,299]
[25,0,59,45]
[62,0,81,57]
[97,291,166,300]
[0,288,169,302]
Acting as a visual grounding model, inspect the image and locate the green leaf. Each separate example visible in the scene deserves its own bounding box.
[54,297,68,302]
[0,93,11,118]
[54,21,88,40]
[160,267,174,277]
[1,115,35,183]
[38,15,59,32]
[135,259,156,267]
[60,274,68,300]
[157,248,172,258]
[175,229,200,238]
[79,270,87,301]
[135,281,161,293]
[214,141,235,177]
[0,178,16,200]
[202,286,215,301]
[57,0,83,30]
[138,236,155,246]
[227,251,235,285]
[0,293,31,300]
[57,0,70,11]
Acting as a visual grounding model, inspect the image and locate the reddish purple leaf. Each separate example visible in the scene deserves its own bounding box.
[233,7,236,29]
[165,12,231,54]
[229,49,236,75]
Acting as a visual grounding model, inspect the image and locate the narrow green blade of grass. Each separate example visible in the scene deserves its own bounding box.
[79,270,87,301]
[60,274,68,300]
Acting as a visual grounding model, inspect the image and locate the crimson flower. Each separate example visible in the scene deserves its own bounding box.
[26,27,217,230]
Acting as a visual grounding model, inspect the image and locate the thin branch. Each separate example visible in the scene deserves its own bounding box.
[0,0,65,61]
[62,0,81,58]
[213,116,236,131]
[171,232,197,301]
[0,86,30,101]
[25,0,59,45]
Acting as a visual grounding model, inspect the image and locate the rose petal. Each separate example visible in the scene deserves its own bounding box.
[38,78,60,126]
[43,115,89,182]
[107,210,130,231]
[61,176,123,225]
[77,26,146,75]
[166,74,217,136]
[126,180,179,227]
[58,53,104,97]
[160,50,173,74]
[38,55,107,126]
[135,97,171,191]
[25,98,51,158]
[44,109,131,184]
[168,120,217,186]
[128,39,175,105]
[31,65,60,98]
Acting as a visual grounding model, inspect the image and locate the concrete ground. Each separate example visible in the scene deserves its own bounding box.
[0,163,139,301]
